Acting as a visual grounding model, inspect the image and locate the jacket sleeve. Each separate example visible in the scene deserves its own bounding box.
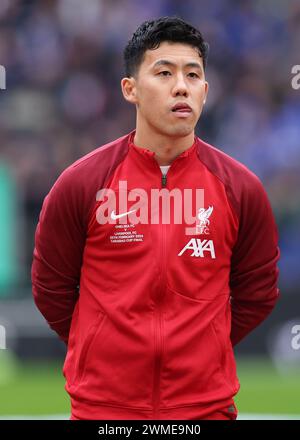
[229,175,280,346]
[31,167,88,345]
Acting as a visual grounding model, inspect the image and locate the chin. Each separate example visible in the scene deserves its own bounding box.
[169,124,194,137]
[153,121,195,139]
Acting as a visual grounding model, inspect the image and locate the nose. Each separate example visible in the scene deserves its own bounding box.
[172,73,188,97]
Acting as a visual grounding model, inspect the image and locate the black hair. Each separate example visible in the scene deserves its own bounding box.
[123,16,209,78]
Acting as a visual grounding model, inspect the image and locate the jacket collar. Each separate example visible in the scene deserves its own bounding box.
[128,129,198,161]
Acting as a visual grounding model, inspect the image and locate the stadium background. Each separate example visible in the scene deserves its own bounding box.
[0,0,299,419]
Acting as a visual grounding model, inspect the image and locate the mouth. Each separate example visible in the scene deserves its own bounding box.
[171,102,192,118]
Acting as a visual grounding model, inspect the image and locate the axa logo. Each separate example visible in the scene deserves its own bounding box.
[196,205,213,235]
[178,238,216,259]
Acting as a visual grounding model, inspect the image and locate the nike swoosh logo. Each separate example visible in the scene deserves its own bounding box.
[111,209,137,220]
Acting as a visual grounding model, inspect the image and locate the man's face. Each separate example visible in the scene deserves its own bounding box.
[122,41,208,138]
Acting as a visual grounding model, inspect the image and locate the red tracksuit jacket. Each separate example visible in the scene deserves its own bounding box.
[31,129,280,420]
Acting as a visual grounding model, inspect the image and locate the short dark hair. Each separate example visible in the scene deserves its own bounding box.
[123,16,209,78]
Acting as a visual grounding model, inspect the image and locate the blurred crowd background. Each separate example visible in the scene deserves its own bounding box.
[0,0,299,360]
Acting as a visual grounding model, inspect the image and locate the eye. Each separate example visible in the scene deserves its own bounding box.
[188,72,199,78]
[158,71,171,76]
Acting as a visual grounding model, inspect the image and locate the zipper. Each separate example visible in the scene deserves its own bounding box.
[151,154,187,417]
[153,225,167,418]
[152,163,168,419]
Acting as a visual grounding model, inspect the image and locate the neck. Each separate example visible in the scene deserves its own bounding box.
[133,121,195,166]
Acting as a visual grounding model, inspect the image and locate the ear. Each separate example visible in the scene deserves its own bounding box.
[203,80,209,104]
[120,77,138,105]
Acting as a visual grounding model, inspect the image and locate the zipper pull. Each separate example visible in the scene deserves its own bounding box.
[162,174,167,187]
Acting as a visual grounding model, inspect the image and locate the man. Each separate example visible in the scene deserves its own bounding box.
[31,16,280,420]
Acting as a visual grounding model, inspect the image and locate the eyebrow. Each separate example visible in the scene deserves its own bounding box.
[152,59,203,71]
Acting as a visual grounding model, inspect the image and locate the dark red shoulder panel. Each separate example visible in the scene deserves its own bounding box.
[196,138,280,346]
[31,131,131,343]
